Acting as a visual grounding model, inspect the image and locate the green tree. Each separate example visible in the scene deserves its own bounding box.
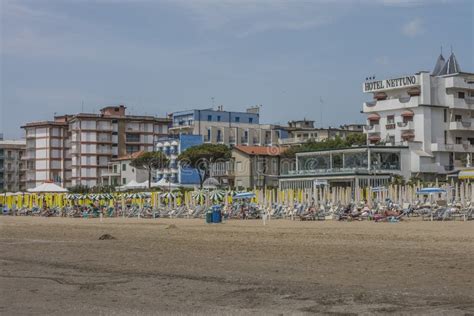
[282,133,366,158]
[177,144,231,188]
[130,152,170,189]
[345,133,367,146]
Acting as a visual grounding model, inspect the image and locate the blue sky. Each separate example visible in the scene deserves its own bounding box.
[1,0,473,138]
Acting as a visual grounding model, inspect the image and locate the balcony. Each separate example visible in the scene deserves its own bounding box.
[364,124,380,133]
[449,120,474,131]
[252,137,260,145]
[97,136,112,143]
[385,123,396,130]
[229,136,236,144]
[97,148,112,155]
[431,142,474,152]
[203,136,211,143]
[444,76,474,90]
[363,96,420,112]
[101,171,120,177]
[240,137,248,144]
[397,121,415,130]
[364,100,377,107]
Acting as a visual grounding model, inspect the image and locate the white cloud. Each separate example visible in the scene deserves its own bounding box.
[169,0,339,37]
[402,17,424,37]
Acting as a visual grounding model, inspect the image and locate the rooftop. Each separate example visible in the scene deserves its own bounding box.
[234,145,286,156]
[113,150,145,161]
[0,140,27,147]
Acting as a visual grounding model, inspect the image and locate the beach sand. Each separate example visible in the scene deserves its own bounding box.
[0,217,473,315]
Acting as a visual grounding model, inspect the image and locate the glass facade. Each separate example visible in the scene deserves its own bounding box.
[291,148,401,175]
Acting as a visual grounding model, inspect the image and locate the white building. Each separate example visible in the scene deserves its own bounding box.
[363,52,474,179]
[101,151,148,187]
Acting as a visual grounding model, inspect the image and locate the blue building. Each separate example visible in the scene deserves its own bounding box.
[169,106,283,146]
[155,134,202,185]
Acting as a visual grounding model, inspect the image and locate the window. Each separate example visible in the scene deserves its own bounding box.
[468,138,474,145]
[389,136,395,145]
[249,118,253,123]
[454,115,462,122]
[207,115,212,121]
[458,92,465,99]
[122,178,126,185]
[444,130,447,145]
[386,115,395,129]
[122,164,126,171]
[455,137,462,144]
[217,129,222,142]
[217,115,221,122]
[126,145,140,153]
[443,109,447,123]
[113,165,117,173]
[206,129,211,141]
[235,117,240,122]
[126,133,140,142]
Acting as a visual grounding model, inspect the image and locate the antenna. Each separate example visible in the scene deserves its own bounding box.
[319,96,324,128]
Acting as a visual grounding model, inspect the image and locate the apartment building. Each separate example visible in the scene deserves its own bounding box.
[278,119,364,146]
[22,105,170,188]
[169,106,286,146]
[0,140,26,192]
[362,52,474,178]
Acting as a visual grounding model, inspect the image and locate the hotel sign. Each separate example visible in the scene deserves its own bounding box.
[363,75,419,93]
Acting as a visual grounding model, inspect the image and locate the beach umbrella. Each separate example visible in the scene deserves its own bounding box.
[416,187,446,195]
[233,192,256,200]
[208,190,225,201]
[127,192,146,199]
[192,190,206,201]
[160,192,176,199]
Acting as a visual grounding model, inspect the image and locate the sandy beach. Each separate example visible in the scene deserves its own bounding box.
[0,217,473,315]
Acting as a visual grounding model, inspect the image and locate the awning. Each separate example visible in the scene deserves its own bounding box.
[367,113,380,121]
[401,110,414,117]
[368,135,381,141]
[27,182,68,193]
[459,169,474,180]
[407,87,421,96]
[374,92,387,100]
[401,132,415,138]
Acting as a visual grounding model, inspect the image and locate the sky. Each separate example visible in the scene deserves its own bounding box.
[1,0,473,138]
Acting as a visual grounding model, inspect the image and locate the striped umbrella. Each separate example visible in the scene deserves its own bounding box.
[160,192,176,199]
[192,190,206,201]
[208,190,225,202]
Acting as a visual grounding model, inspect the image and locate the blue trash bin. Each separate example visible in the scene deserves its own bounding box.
[212,205,222,223]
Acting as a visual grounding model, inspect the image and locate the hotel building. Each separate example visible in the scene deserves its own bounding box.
[278,52,473,190]
[363,52,474,178]
[0,140,26,192]
[22,105,170,188]
[155,134,202,185]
